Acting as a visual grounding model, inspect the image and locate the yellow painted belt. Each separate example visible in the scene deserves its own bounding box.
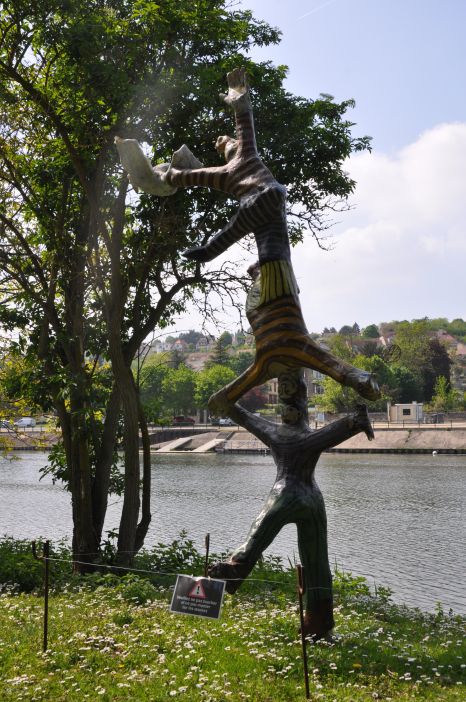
[258,260,299,306]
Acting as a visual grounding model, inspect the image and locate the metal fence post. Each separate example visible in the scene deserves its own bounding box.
[32,540,50,652]
[296,564,310,700]
[204,533,210,577]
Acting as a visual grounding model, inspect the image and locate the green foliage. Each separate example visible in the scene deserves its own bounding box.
[362,323,380,339]
[137,353,171,421]
[316,354,395,412]
[0,538,43,593]
[194,364,235,408]
[390,364,422,403]
[393,322,452,401]
[0,537,76,593]
[118,574,158,605]
[217,331,233,347]
[318,319,462,411]
[161,365,196,415]
[205,338,231,367]
[327,334,356,362]
[135,531,206,575]
[428,376,460,412]
[228,350,255,375]
[0,348,49,415]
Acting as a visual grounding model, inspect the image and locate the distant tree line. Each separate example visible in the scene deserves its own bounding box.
[315,318,466,413]
[136,343,265,421]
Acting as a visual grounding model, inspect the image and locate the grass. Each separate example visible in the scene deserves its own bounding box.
[0,565,465,701]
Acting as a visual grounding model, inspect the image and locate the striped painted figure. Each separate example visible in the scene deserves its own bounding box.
[164,67,380,413]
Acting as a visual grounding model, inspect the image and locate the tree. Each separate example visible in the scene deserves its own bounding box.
[195,365,236,409]
[234,329,246,346]
[169,348,187,370]
[238,385,268,412]
[206,339,231,367]
[424,338,451,401]
[448,318,466,339]
[228,351,255,375]
[394,321,451,401]
[327,334,355,362]
[390,364,421,403]
[316,354,395,413]
[428,376,459,412]
[161,365,196,416]
[339,325,354,336]
[0,0,371,566]
[218,331,233,348]
[362,324,380,339]
[138,354,170,423]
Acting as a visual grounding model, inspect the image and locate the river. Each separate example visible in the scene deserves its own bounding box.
[0,451,464,614]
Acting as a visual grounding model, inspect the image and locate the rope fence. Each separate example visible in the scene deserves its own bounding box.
[31,538,317,699]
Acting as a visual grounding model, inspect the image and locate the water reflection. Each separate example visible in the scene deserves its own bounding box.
[0,451,464,613]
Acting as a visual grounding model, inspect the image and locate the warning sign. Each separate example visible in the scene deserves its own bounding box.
[170,575,225,620]
[188,581,207,599]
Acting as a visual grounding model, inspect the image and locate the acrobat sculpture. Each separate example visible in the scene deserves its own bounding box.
[116,67,379,638]
[209,372,373,638]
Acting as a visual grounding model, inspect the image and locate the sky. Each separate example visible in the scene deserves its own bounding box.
[170,0,466,336]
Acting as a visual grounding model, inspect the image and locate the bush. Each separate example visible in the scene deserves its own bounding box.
[0,538,43,592]
[119,574,158,605]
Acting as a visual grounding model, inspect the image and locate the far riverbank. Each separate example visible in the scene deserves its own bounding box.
[3,424,466,453]
[152,426,466,454]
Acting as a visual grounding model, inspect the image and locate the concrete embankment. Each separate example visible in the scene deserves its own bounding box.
[152,427,466,454]
[329,427,466,454]
[0,430,59,451]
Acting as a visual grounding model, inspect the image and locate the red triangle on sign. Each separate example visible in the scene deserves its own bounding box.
[188,581,207,599]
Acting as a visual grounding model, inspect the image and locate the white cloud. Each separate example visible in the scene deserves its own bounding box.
[294,122,466,331]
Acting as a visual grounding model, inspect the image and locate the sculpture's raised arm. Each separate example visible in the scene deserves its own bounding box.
[164,67,261,196]
[225,401,276,448]
[221,67,258,159]
[303,404,374,453]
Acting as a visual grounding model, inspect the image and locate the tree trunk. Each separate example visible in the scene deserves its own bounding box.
[92,382,121,543]
[110,347,141,566]
[135,400,152,552]
[69,378,99,570]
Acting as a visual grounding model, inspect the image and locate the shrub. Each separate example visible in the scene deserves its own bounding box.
[0,537,43,592]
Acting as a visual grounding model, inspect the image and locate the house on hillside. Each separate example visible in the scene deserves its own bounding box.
[195,335,213,352]
[151,338,174,352]
[172,339,188,353]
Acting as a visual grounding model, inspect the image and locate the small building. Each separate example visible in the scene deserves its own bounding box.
[265,378,278,405]
[387,401,423,423]
[304,368,324,397]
